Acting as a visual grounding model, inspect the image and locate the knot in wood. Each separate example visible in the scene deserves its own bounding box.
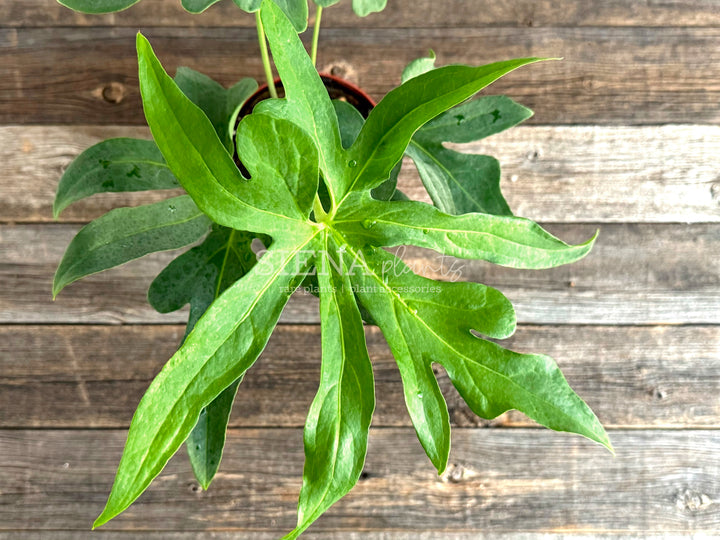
[323,60,358,84]
[102,82,126,104]
[674,488,714,513]
[711,181,720,205]
[440,463,477,484]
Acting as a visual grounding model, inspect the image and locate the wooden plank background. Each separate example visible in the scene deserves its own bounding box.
[1,0,719,537]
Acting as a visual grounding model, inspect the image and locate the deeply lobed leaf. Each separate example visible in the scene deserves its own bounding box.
[137,33,316,239]
[345,245,612,456]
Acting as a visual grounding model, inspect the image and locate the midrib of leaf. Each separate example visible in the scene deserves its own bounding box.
[121,231,320,503]
[336,212,567,254]
[63,208,205,278]
[214,229,236,299]
[407,139,481,212]
[301,235,347,526]
[145,62,300,227]
[338,237,593,430]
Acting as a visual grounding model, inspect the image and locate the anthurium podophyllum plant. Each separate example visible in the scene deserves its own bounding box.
[52,0,611,536]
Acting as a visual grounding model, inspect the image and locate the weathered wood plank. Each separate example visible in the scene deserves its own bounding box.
[0,534,687,540]
[4,0,720,28]
[5,125,719,224]
[3,26,720,125]
[0,429,717,532]
[2,223,718,325]
[1,325,718,429]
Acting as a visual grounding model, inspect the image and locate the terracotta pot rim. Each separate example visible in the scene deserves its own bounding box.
[237,73,376,121]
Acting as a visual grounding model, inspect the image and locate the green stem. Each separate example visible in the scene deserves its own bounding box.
[313,193,328,222]
[311,5,323,67]
[256,11,278,99]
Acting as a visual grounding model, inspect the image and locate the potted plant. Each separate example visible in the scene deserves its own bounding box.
[52,0,612,537]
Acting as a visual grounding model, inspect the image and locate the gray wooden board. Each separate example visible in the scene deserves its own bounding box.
[4,0,720,28]
[1,324,719,429]
[2,534,710,540]
[2,223,718,325]
[0,429,718,533]
[4,125,719,224]
[3,27,720,125]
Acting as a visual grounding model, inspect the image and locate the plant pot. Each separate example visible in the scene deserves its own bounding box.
[239,73,376,119]
[233,74,375,171]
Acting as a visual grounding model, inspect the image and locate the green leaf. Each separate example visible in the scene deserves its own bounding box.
[57,0,140,13]
[258,0,345,197]
[406,144,508,216]
[346,246,612,455]
[333,99,398,201]
[53,138,180,218]
[401,53,533,215]
[186,379,241,490]
[137,33,316,239]
[408,96,533,216]
[418,95,533,145]
[336,194,597,269]
[284,232,375,539]
[343,58,546,202]
[82,18,609,533]
[53,195,210,299]
[181,0,221,12]
[148,226,264,490]
[174,67,257,153]
[148,226,259,337]
[341,241,515,470]
[93,235,319,529]
[233,0,308,31]
[232,0,262,11]
[401,50,436,83]
[352,0,386,16]
[333,99,364,150]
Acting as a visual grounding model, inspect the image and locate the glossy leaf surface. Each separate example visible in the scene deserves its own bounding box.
[93,238,318,529]
[401,53,533,215]
[53,138,180,218]
[174,67,257,153]
[71,12,610,536]
[336,194,597,269]
[57,0,140,13]
[346,246,612,456]
[53,195,210,298]
[181,0,222,12]
[285,233,375,539]
[138,33,315,238]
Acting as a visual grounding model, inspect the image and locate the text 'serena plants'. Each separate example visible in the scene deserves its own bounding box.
[52,0,611,536]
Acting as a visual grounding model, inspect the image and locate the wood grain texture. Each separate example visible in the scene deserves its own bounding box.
[3,223,718,325]
[0,535,690,540]
[1,325,718,430]
[3,26,720,125]
[4,0,720,28]
[0,429,718,533]
[5,125,720,224]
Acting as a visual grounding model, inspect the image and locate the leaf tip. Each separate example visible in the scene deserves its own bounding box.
[92,509,112,530]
